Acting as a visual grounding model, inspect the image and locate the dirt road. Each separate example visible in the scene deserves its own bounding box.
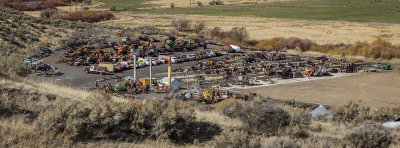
[241,71,400,108]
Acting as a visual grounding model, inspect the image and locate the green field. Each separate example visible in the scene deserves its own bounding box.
[98,0,400,23]
[96,0,152,10]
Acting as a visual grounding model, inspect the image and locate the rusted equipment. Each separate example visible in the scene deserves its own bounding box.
[154,86,171,93]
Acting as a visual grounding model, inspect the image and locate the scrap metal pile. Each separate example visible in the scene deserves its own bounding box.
[57,35,208,73]
[25,57,59,76]
[175,51,371,88]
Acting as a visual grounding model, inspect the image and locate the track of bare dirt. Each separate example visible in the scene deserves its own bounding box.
[241,71,400,108]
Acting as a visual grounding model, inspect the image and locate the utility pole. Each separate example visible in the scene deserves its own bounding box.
[149,57,152,87]
[185,68,189,91]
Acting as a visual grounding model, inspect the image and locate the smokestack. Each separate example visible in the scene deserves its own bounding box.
[134,54,137,80]
[168,55,172,87]
[132,49,136,81]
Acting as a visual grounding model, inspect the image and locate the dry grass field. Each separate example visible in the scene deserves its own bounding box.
[242,71,400,108]
[99,12,400,44]
[22,0,400,45]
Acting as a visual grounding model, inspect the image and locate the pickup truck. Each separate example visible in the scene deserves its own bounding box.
[84,66,111,75]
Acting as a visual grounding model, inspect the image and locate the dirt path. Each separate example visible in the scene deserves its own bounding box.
[241,71,400,108]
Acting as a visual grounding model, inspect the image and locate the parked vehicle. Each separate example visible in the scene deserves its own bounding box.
[84,66,111,75]
[138,58,150,66]
[158,56,170,63]
[171,57,179,64]
[158,58,166,64]
[186,54,196,61]
[154,59,162,64]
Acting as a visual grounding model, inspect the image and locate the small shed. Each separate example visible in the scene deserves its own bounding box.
[311,105,333,120]
[160,77,180,90]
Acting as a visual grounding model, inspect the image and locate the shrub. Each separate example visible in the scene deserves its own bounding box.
[38,99,196,142]
[3,0,69,11]
[197,1,203,6]
[52,11,115,23]
[245,40,258,46]
[369,107,397,122]
[85,0,92,5]
[263,136,300,148]
[211,27,222,38]
[134,99,196,142]
[0,53,30,76]
[285,125,309,139]
[332,100,369,124]
[209,0,216,5]
[171,19,190,32]
[345,123,395,148]
[40,9,56,18]
[215,0,224,5]
[215,98,246,118]
[214,130,261,148]
[110,6,116,11]
[333,101,397,124]
[209,0,224,5]
[170,3,175,8]
[230,27,248,42]
[284,107,311,127]
[220,38,240,46]
[192,21,206,33]
[240,102,290,135]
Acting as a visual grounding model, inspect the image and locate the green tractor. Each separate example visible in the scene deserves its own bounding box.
[373,64,391,70]
[114,81,129,92]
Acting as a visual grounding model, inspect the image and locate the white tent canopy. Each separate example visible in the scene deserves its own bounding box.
[311,105,333,119]
[160,77,180,90]
[230,45,241,52]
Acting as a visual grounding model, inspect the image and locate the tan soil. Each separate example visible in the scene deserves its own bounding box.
[241,71,400,108]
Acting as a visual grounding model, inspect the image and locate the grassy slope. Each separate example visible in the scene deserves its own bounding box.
[155,0,400,23]
[100,0,400,23]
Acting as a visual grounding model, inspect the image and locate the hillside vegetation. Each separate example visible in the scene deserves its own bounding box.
[0,6,121,76]
[0,0,69,11]
[0,78,399,147]
[255,37,400,60]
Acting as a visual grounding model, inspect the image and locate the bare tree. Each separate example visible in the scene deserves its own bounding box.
[78,0,83,11]
[69,0,72,12]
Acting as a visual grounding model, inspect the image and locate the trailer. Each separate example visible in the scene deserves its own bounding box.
[99,63,115,72]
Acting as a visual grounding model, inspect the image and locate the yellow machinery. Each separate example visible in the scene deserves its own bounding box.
[206,60,214,66]
[139,78,151,87]
[138,60,146,65]
[202,89,214,104]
